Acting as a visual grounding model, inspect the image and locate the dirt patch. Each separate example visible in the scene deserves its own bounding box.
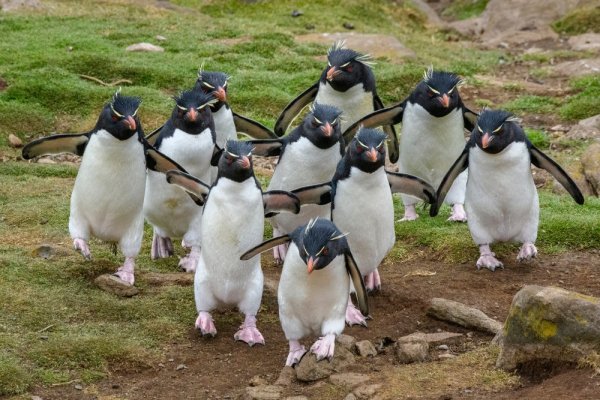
[0,77,7,91]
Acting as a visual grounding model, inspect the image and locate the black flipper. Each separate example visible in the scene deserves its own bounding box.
[247,139,284,157]
[462,104,478,132]
[274,82,319,136]
[430,147,470,217]
[232,112,278,139]
[529,144,584,204]
[345,252,369,317]
[263,190,301,217]
[22,133,90,159]
[386,171,436,205]
[165,170,210,206]
[210,145,223,166]
[145,124,164,146]
[240,235,292,260]
[373,94,400,163]
[291,182,333,206]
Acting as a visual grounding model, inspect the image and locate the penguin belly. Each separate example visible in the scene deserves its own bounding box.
[268,137,341,233]
[316,83,375,132]
[69,131,146,242]
[278,245,349,340]
[399,103,467,205]
[212,106,236,149]
[143,129,213,239]
[332,167,395,276]
[194,178,264,312]
[466,142,539,245]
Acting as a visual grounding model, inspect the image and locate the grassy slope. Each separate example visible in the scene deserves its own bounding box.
[0,0,599,395]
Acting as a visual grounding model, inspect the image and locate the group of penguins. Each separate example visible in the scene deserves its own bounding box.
[22,41,585,366]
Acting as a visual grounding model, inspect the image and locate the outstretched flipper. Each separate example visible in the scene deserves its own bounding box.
[431,146,470,217]
[240,235,292,260]
[462,104,478,132]
[144,124,164,146]
[165,170,210,206]
[292,182,333,206]
[22,133,90,159]
[263,190,300,217]
[345,252,369,317]
[529,144,584,204]
[386,171,436,205]
[143,138,187,174]
[233,112,277,139]
[274,82,319,136]
[247,139,284,157]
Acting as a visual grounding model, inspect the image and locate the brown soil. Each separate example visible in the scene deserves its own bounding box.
[32,250,600,399]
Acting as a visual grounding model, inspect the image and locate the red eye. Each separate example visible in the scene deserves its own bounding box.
[226,156,234,164]
[112,115,118,122]
[322,248,329,256]
[356,145,364,154]
[345,66,353,73]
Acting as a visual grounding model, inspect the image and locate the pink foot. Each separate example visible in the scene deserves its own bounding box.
[400,204,419,222]
[476,244,503,271]
[285,340,307,366]
[517,242,537,262]
[73,238,91,260]
[345,300,368,327]
[448,203,467,222]
[273,243,288,264]
[179,246,200,273]
[195,311,217,337]
[151,232,173,260]
[113,257,135,285]
[365,269,381,292]
[310,333,336,361]
[234,315,265,347]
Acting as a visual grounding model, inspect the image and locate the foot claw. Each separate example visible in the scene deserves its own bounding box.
[517,242,537,263]
[285,345,307,367]
[73,238,91,260]
[476,253,504,272]
[195,312,217,337]
[365,270,381,292]
[234,326,265,347]
[178,255,198,273]
[310,334,336,362]
[345,302,368,327]
[273,243,288,264]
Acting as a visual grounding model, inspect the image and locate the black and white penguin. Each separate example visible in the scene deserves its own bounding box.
[21,90,188,288]
[431,109,584,271]
[292,128,436,326]
[344,68,477,222]
[274,41,398,161]
[240,218,369,366]
[250,103,345,262]
[165,140,300,346]
[143,89,218,272]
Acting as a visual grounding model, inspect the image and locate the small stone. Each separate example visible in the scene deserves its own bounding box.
[329,372,370,388]
[67,46,73,52]
[39,335,48,340]
[437,344,449,351]
[355,340,377,357]
[32,245,55,259]
[427,298,502,334]
[353,383,382,398]
[438,353,456,361]
[344,394,357,400]
[125,42,164,52]
[95,274,139,297]
[336,334,357,351]
[295,345,355,382]
[274,366,295,386]
[397,331,463,345]
[176,364,187,371]
[290,9,303,17]
[8,133,23,148]
[155,35,167,41]
[168,358,174,362]
[244,385,283,400]
[158,363,165,368]
[249,375,268,387]
[74,384,83,390]
[31,396,43,400]
[394,340,428,364]
[343,22,355,30]
[36,158,56,164]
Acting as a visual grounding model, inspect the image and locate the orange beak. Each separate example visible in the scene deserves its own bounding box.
[214,87,227,102]
[440,93,450,108]
[125,115,137,131]
[321,122,332,137]
[482,132,491,149]
[326,66,338,81]
[238,155,251,169]
[366,148,378,162]
[188,108,197,122]
[307,257,316,274]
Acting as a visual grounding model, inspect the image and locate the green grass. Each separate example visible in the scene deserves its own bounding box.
[502,95,561,115]
[525,128,550,149]
[560,74,600,121]
[552,6,600,35]
[441,0,489,20]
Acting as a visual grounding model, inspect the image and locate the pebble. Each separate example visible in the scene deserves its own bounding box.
[74,384,83,390]
[176,364,187,371]
[291,9,303,17]
[155,35,167,41]
[125,42,164,52]
[438,344,449,351]
[343,22,355,30]
[8,133,23,148]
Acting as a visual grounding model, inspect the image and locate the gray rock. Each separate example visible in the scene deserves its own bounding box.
[394,339,429,364]
[582,143,600,196]
[353,383,382,399]
[355,340,377,357]
[437,344,449,351]
[32,245,55,259]
[567,114,600,140]
[126,42,164,52]
[397,331,463,345]
[295,345,355,382]
[249,375,268,387]
[496,285,600,370]
[31,396,43,400]
[8,133,22,148]
[409,0,443,26]
[438,353,456,361]
[274,366,295,386]
[176,364,187,371]
[0,0,43,12]
[155,35,167,41]
[329,372,370,388]
[427,298,502,334]
[74,384,83,390]
[344,394,357,400]
[244,385,283,400]
[550,58,600,78]
[94,274,139,297]
[568,33,600,52]
[336,334,357,351]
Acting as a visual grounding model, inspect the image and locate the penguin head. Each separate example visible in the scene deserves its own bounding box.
[296,218,349,274]
[323,41,375,92]
[172,89,217,134]
[474,109,521,154]
[412,68,464,117]
[97,89,142,140]
[300,103,343,149]
[195,69,230,111]
[347,127,386,173]
[217,140,254,182]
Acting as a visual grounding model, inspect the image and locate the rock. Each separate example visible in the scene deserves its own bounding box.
[290,9,303,17]
[249,375,268,387]
[155,35,167,41]
[438,344,449,351]
[496,285,600,371]
[176,364,187,371]
[566,114,600,140]
[126,42,164,52]
[36,158,56,164]
[568,33,600,52]
[31,396,43,400]
[284,397,308,400]
[355,340,377,357]
[551,160,594,197]
[344,395,357,400]
[0,0,43,12]
[295,33,415,63]
[295,345,355,382]
[550,58,600,78]
[336,334,357,351]
[94,274,139,297]
[353,383,382,399]
[394,339,429,364]
[329,372,370,388]
[582,143,600,196]
[342,22,355,30]
[32,245,55,259]
[8,133,22,148]
[409,0,444,26]
[427,298,503,334]
[438,353,456,361]
[397,331,463,345]
[274,366,295,386]
[244,385,283,400]
[74,384,83,390]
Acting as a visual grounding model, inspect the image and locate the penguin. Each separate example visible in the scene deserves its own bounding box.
[343,68,478,222]
[165,140,301,346]
[143,89,218,273]
[291,128,436,326]
[240,218,369,366]
[249,103,345,262]
[274,40,398,161]
[21,89,189,288]
[431,109,584,271]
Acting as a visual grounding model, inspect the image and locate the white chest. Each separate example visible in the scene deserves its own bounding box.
[158,128,214,178]
[315,83,374,131]
[212,106,236,148]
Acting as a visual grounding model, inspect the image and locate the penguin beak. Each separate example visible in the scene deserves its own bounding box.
[482,132,492,149]
[214,87,227,102]
[307,257,316,274]
[440,94,450,108]
[238,155,251,169]
[124,116,137,132]
[366,147,378,162]
[321,122,332,137]
[326,66,340,81]
[187,108,197,122]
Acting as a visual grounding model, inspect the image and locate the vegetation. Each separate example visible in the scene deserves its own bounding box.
[552,6,600,35]
[441,0,490,20]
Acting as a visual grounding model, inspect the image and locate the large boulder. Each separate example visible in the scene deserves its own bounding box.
[496,285,600,370]
[295,345,355,382]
